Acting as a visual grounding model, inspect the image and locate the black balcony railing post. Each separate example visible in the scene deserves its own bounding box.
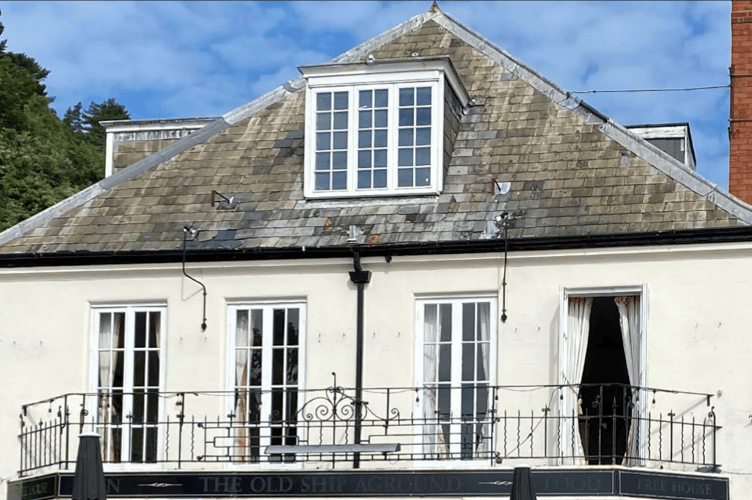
[63,395,70,469]
[668,411,675,463]
[177,392,185,468]
[709,406,718,471]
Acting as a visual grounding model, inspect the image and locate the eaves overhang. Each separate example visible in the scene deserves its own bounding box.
[1,226,752,269]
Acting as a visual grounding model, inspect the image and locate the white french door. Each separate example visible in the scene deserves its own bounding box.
[93,305,165,463]
[417,297,496,460]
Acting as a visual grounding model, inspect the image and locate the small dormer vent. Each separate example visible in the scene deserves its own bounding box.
[627,123,696,171]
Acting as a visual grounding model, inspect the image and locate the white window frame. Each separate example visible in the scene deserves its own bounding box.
[89,303,167,468]
[414,295,498,463]
[301,59,468,199]
[558,284,648,465]
[227,300,306,465]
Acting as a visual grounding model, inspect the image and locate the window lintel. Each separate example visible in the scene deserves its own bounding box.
[299,56,469,107]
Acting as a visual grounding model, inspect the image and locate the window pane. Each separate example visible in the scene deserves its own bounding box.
[358,170,371,189]
[374,130,387,148]
[134,352,145,387]
[399,108,413,126]
[252,310,263,346]
[315,152,330,170]
[272,348,284,385]
[398,168,412,187]
[147,352,160,387]
[287,349,298,384]
[315,172,330,190]
[374,109,387,128]
[359,90,372,108]
[424,304,437,341]
[273,309,285,346]
[438,385,451,420]
[333,111,348,130]
[399,128,413,147]
[148,312,160,348]
[333,91,348,110]
[316,132,330,151]
[477,344,488,381]
[398,148,413,166]
[438,344,451,382]
[131,428,143,462]
[134,312,146,348]
[287,309,299,345]
[374,89,388,107]
[332,131,347,150]
[374,149,387,168]
[374,169,387,188]
[416,167,431,186]
[416,107,431,126]
[462,344,474,381]
[358,150,371,168]
[332,151,347,169]
[417,87,432,106]
[250,349,262,386]
[332,171,347,189]
[359,110,371,129]
[399,87,414,106]
[416,127,431,146]
[147,389,159,422]
[316,92,331,111]
[440,304,452,342]
[462,303,475,342]
[316,112,331,131]
[416,147,430,166]
[359,130,371,148]
[133,390,144,423]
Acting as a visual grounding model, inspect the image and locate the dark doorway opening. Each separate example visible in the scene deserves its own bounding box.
[578,297,632,465]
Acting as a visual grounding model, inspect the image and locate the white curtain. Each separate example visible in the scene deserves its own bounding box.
[234,311,250,461]
[98,313,123,462]
[422,304,448,457]
[615,296,641,465]
[475,302,491,455]
[98,314,112,459]
[561,297,592,465]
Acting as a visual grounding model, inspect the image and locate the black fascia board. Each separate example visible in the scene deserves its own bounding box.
[1,226,752,268]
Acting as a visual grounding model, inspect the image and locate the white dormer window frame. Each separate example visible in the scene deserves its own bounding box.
[301,58,468,199]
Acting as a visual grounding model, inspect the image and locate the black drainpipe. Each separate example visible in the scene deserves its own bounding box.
[349,250,371,469]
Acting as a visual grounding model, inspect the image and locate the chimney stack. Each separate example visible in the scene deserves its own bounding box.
[730,0,752,203]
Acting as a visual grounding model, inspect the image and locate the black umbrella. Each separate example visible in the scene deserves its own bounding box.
[72,433,107,500]
[509,466,537,500]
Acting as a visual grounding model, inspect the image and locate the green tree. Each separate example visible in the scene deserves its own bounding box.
[63,102,84,134]
[83,98,130,150]
[0,9,130,230]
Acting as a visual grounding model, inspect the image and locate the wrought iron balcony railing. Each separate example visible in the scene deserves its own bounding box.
[18,380,719,476]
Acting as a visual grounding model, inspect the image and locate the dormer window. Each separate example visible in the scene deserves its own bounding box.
[301,58,468,198]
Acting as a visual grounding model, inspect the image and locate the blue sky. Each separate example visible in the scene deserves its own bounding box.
[1,1,732,188]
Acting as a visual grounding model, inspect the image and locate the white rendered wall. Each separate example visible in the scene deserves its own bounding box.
[1,242,750,497]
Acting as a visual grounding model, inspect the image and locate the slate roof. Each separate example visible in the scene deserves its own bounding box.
[0,6,750,256]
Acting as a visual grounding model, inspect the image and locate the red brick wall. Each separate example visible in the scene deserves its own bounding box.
[730,0,752,203]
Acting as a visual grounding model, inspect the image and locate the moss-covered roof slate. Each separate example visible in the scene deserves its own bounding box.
[0,8,749,255]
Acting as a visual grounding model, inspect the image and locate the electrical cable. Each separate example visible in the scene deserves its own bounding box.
[572,85,728,94]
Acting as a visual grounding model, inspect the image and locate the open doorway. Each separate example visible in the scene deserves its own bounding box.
[578,297,632,465]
